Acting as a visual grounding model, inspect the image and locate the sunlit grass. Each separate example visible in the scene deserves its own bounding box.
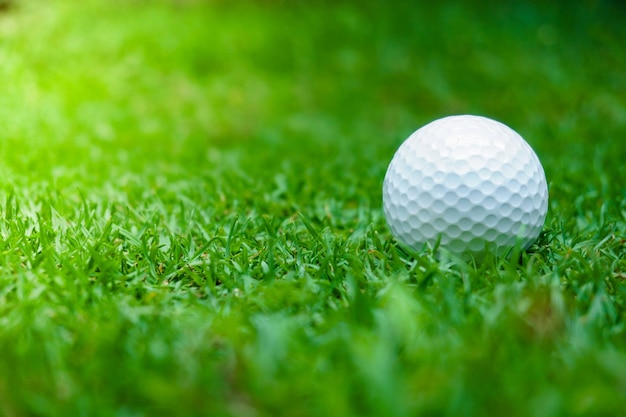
[0,0,624,416]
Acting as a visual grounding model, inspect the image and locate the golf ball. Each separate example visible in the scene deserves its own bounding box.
[382,115,548,256]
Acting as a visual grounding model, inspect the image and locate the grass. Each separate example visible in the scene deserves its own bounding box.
[0,0,625,415]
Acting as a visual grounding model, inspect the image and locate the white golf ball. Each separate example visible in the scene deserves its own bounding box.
[382,115,548,256]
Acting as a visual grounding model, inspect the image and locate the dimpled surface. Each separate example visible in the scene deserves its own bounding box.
[382,115,548,256]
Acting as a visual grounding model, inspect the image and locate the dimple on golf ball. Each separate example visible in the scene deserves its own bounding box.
[382,115,548,256]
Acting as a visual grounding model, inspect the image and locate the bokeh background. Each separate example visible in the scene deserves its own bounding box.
[4,0,625,181]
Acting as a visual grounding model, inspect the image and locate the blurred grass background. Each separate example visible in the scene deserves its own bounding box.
[2,0,625,208]
[0,0,625,416]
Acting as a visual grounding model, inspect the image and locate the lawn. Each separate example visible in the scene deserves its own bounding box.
[0,0,625,416]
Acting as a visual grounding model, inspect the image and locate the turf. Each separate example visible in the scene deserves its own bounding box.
[0,0,625,416]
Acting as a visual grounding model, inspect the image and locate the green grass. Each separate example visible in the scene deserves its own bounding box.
[0,0,625,415]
